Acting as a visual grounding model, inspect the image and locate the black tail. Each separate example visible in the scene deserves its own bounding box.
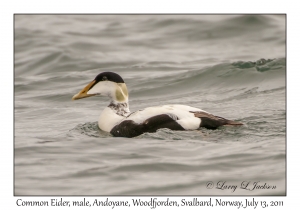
[224,119,243,126]
[191,111,243,129]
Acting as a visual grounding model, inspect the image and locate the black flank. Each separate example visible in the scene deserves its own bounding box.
[110,114,184,138]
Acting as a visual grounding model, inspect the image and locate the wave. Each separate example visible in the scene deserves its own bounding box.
[130,58,285,98]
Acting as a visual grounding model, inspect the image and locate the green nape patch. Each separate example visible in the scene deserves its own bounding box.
[115,83,128,102]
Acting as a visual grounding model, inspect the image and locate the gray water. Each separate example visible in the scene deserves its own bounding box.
[14,15,286,195]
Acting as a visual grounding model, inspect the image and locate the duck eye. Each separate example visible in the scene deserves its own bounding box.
[102,76,108,81]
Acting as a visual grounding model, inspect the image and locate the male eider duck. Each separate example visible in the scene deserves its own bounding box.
[72,72,243,138]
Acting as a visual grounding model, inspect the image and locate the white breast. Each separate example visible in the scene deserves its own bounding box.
[98,107,125,132]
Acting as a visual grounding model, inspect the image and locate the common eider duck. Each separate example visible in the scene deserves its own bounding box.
[72,72,243,138]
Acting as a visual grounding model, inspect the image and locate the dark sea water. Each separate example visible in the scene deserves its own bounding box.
[14,15,286,195]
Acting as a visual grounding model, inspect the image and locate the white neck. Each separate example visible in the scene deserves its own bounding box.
[108,100,130,116]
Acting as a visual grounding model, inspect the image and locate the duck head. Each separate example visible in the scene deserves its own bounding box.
[72,72,128,103]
